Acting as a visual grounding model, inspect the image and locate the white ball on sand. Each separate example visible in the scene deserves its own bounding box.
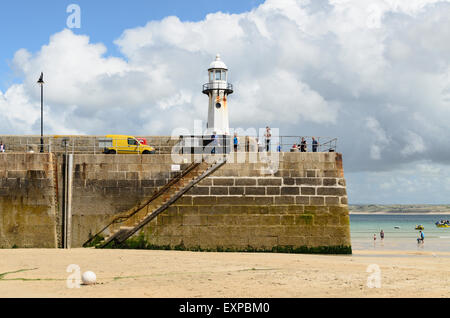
[82,271,97,285]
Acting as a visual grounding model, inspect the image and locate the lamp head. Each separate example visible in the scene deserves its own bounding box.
[37,72,44,85]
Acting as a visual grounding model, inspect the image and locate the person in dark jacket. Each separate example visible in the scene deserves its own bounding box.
[312,137,318,153]
[300,137,307,152]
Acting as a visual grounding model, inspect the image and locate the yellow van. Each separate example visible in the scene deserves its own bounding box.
[101,135,156,154]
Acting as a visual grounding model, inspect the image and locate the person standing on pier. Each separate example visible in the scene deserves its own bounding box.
[312,137,318,153]
[300,137,307,152]
[265,126,272,152]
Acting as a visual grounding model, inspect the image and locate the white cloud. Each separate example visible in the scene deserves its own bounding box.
[401,130,426,156]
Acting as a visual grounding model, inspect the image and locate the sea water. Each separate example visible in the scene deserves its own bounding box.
[350,214,450,252]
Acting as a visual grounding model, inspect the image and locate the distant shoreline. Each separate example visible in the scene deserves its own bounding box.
[349,212,450,215]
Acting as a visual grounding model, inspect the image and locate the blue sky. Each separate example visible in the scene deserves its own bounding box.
[0,0,264,90]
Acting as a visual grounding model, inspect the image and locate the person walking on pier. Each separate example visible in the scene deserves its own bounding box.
[0,142,5,153]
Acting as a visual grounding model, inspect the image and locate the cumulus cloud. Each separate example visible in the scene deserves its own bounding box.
[1,0,450,183]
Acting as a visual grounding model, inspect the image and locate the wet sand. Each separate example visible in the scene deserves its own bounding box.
[0,249,449,298]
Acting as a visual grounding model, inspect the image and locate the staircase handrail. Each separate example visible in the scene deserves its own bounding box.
[83,161,200,247]
[101,157,227,247]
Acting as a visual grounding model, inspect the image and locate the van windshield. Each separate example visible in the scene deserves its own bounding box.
[128,138,138,146]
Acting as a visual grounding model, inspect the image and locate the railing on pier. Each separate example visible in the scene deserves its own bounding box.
[0,135,338,155]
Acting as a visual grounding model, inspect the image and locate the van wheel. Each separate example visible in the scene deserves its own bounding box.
[108,150,116,155]
[142,150,151,154]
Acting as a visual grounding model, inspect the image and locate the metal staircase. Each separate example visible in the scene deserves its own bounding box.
[84,156,226,248]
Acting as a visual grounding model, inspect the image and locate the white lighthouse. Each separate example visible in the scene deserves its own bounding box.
[202,54,234,135]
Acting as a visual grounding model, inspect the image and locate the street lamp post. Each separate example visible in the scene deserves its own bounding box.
[37,73,44,153]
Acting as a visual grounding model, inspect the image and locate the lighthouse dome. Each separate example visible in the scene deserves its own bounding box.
[209,54,228,70]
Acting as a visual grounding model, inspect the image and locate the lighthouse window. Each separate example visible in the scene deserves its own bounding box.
[209,71,214,81]
[216,103,222,109]
[215,70,221,80]
[222,71,227,81]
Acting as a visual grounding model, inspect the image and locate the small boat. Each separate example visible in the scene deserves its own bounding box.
[394,226,400,229]
[435,221,450,228]
[415,225,424,230]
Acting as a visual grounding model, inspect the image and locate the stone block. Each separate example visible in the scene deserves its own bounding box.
[295,214,314,225]
[317,187,347,196]
[253,196,274,205]
[217,196,254,206]
[176,196,193,205]
[247,206,269,214]
[282,178,295,185]
[266,187,280,195]
[284,205,304,214]
[183,215,208,226]
[212,178,235,186]
[274,196,295,205]
[189,186,210,196]
[222,215,242,225]
[281,187,300,195]
[328,216,341,226]
[283,225,304,237]
[301,187,316,195]
[323,170,339,178]
[141,180,155,188]
[192,196,217,206]
[325,196,340,205]
[288,170,304,178]
[226,206,249,215]
[257,178,282,186]
[178,206,199,215]
[295,196,310,205]
[278,236,308,246]
[251,226,283,237]
[207,215,225,225]
[248,236,278,248]
[310,196,325,206]
[245,187,265,195]
[328,206,349,215]
[198,178,212,186]
[306,170,317,178]
[229,187,245,195]
[239,215,261,226]
[234,178,257,186]
[209,187,228,195]
[280,215,295,225]
[323,178,337,186]
[260,215,281,226]
[313,215,329,226]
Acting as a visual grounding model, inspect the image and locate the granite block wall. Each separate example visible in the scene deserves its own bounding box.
[0,153,58,248]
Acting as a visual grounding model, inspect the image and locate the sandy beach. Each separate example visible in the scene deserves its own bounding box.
[0,248,449,298]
